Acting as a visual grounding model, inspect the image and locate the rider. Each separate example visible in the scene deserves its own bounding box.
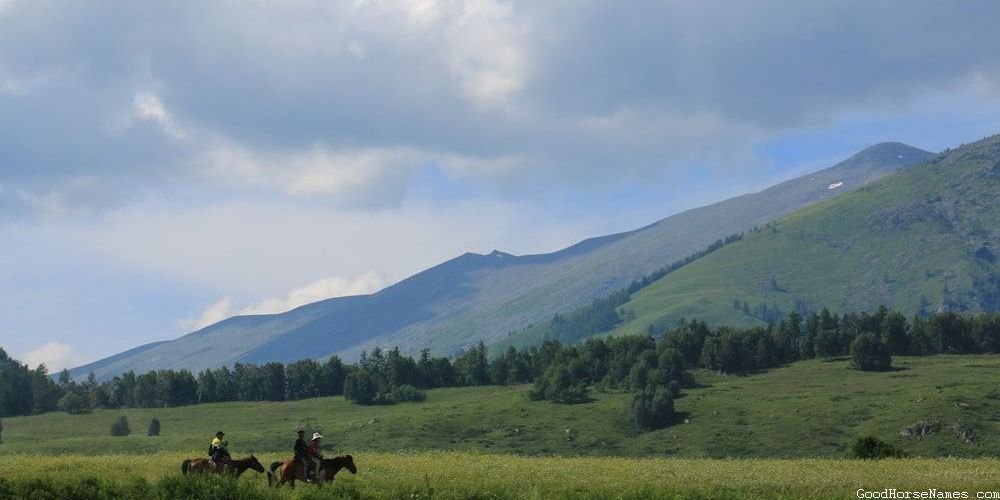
[210,431,231,469]
[306,432,324,481]
[293,430,310,478]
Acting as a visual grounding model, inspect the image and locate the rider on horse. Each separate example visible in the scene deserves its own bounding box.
[210,431,231,470]
[293,430,310,478]
[306,432,324,481]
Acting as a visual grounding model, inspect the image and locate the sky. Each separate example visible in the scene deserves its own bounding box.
[3,0,1000,372]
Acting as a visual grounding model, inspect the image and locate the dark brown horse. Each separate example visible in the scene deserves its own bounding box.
[267,455,357,488]
[181,455,266,477]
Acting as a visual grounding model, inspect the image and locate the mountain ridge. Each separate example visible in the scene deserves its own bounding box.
[71,142,932,379]
[604,134,1000,338]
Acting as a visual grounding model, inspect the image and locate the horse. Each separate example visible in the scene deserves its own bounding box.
[181,454,266,477]
[267,455,357,488]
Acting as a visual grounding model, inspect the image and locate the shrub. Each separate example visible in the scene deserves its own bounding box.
[389,384,426,403]
[528,364,589,404]
[851,436,903,459]
[632,386,675,431]
[57,392,89,414]
[148,417,160,436]
[110,415,130,436]
[850,333,892,371]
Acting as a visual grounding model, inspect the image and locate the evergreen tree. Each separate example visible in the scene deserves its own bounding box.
[528,363,589,404]
[632,386,675,431]
[343,369,377,405]
[57,392,88,414]
[260,362,286,401]
[850,333,892,371]
[285,359,322,400]
[880,311,909,355]
[110,415,130,436]
[29,364,62,414]
[454,341,490,386]
[148,417,160,436]
[196,369,219,403]
[929,312,969,353]
[320,357,347,396]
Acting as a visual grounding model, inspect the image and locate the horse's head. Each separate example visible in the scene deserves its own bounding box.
[248,454,266,473]
[342,455,357,474]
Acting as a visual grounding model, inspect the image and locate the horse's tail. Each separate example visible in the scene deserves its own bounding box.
[267,461,281,487]
[181,459,191,475]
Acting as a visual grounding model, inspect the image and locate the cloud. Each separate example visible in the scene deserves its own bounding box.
[242,272,387,315]
[200,141,424,207]
[128,91,186,139]
[54,194,605,298]
[2,176,140,220]
[3,1,1000,215]
[179,296,235,332]
[21,342,85,372]
[443,0,528,107]
[180,272,387,331]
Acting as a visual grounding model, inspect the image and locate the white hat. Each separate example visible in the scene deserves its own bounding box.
[312,432,324,440]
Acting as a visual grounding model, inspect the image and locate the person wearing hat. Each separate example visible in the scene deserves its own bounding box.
[306,432,324,481]
[209,431,230,470]
[293,430,310,479]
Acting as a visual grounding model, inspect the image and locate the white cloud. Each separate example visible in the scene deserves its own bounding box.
[445,0,528,107]
[399,0,441,25]
[57,195,604,300]
[132,92,169,123]
[129,91,186,139]
[180,272,387,331]
[200,141,425,206]
[179,296,235,332]
[243,272,386,315]
[21,342,84,372]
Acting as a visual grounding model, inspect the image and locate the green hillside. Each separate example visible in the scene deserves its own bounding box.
[610,135,1000,337]
[73,143,930,381]
[3,355,998,459]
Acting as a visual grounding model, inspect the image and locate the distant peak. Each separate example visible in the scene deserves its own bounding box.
[842,142,934,169]
[857,141,931,157]
[488,250,511,258]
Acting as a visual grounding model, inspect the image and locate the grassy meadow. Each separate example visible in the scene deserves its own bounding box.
[2,355,999,497]
[1,452,998,499]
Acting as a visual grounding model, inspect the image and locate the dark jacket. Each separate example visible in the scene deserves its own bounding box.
[294,438,309,460]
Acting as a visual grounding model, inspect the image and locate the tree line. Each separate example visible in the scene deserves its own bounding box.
[650,307,1000,375]
[3,308,998,428]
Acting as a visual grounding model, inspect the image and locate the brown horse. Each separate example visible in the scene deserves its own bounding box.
[181,455,266,477]
[267,455,357,488]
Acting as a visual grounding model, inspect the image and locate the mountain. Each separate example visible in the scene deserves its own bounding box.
[606,135,1000,338]
[71,142,932,379]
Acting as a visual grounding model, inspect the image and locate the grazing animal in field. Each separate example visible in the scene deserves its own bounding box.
[181,454,266,477]
[268,455,357,488]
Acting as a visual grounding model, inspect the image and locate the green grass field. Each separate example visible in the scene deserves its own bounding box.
[2,355,998,459]
[1,452,998,499]
[3,355,998,497]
